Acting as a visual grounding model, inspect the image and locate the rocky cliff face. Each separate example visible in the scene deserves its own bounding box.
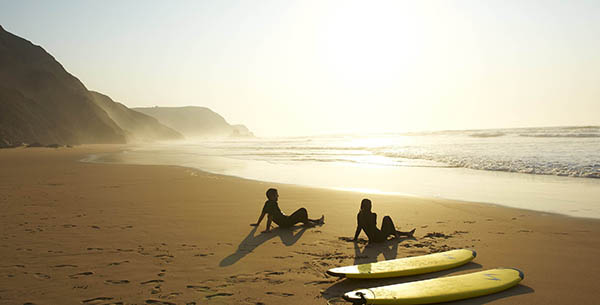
[90,91,183,142]
[0,26,253,146]
[134,106,254,138]
[0,25,126,145]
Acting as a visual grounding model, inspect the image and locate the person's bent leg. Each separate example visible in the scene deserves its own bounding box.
[288,208,310,226]
[289,208,324,226]
[381,216,397,238]
[382,216,414,238]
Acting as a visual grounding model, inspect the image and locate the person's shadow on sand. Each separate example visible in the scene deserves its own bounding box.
[340,236,416,265]
[220,226,308,267]
[353,237,410,265]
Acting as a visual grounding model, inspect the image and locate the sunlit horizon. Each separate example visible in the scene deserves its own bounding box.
[1,0,599,137]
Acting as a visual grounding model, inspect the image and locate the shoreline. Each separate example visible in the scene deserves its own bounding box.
[91,156,598,223]
[88,143,600,220]
[1,145,599,304]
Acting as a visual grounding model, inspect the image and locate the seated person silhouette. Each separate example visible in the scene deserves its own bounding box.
[251,188,324,233]
[352,198,415,243]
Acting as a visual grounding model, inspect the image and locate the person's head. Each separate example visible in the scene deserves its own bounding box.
[360,198,372,212]
[266,188,279,201]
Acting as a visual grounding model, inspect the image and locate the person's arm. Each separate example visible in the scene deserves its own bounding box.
[264,214,273,233]
[352,214,362,241]
[251,202,269,226]
[250,210,267,227]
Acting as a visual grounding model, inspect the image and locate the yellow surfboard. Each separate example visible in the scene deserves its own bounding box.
[327,249,476,279]
[343,268,524,304]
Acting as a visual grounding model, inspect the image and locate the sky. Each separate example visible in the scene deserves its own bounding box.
[1,0,599,137]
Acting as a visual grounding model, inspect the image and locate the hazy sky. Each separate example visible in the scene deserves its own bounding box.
[1,0,599,136]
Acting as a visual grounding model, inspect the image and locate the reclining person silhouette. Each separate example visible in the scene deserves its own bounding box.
[352,198,415,243]
[251,188,324,233]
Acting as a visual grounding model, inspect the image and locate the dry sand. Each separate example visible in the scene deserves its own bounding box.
[1,145,599,305]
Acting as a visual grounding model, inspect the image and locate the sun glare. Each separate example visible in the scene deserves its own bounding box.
[318,1,428,89]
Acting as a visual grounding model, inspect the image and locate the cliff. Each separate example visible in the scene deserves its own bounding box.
[134,106,254,138]
[0,25,126,145]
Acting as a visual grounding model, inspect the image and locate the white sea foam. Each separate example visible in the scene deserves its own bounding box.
[93,126,600,218]
[194,126,600,179]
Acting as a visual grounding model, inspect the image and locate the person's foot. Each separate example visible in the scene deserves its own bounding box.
[306,215,324,227]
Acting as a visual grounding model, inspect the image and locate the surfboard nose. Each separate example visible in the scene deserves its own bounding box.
[508,267,524,279]
[326,268,346,278]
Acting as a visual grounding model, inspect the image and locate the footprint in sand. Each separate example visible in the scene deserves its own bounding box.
[53,264,78,268]
[140,279,164,285]
[69,271,93,279]
[186,285,213,292]
[163,292,182,299]
[264,271,284,276]
[423,232,452,239]
[81,296,113,304]
[34,273,51,280]
[145,300,175,305]
[205,293,234,300]
[105,279,130,285]
[266,291,294,297]
[2,264,26,268]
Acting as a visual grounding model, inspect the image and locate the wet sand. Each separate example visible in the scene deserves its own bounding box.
[1,145,599,304]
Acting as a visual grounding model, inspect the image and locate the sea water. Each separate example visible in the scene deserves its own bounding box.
[92,126,600,219]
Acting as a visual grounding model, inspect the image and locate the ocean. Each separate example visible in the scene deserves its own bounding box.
[89,126,600,219]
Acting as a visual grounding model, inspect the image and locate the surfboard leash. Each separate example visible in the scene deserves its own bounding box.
[326,294,366,305]
[354,292,367,305]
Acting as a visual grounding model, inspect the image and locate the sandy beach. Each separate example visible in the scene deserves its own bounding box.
[1,146,599,305]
